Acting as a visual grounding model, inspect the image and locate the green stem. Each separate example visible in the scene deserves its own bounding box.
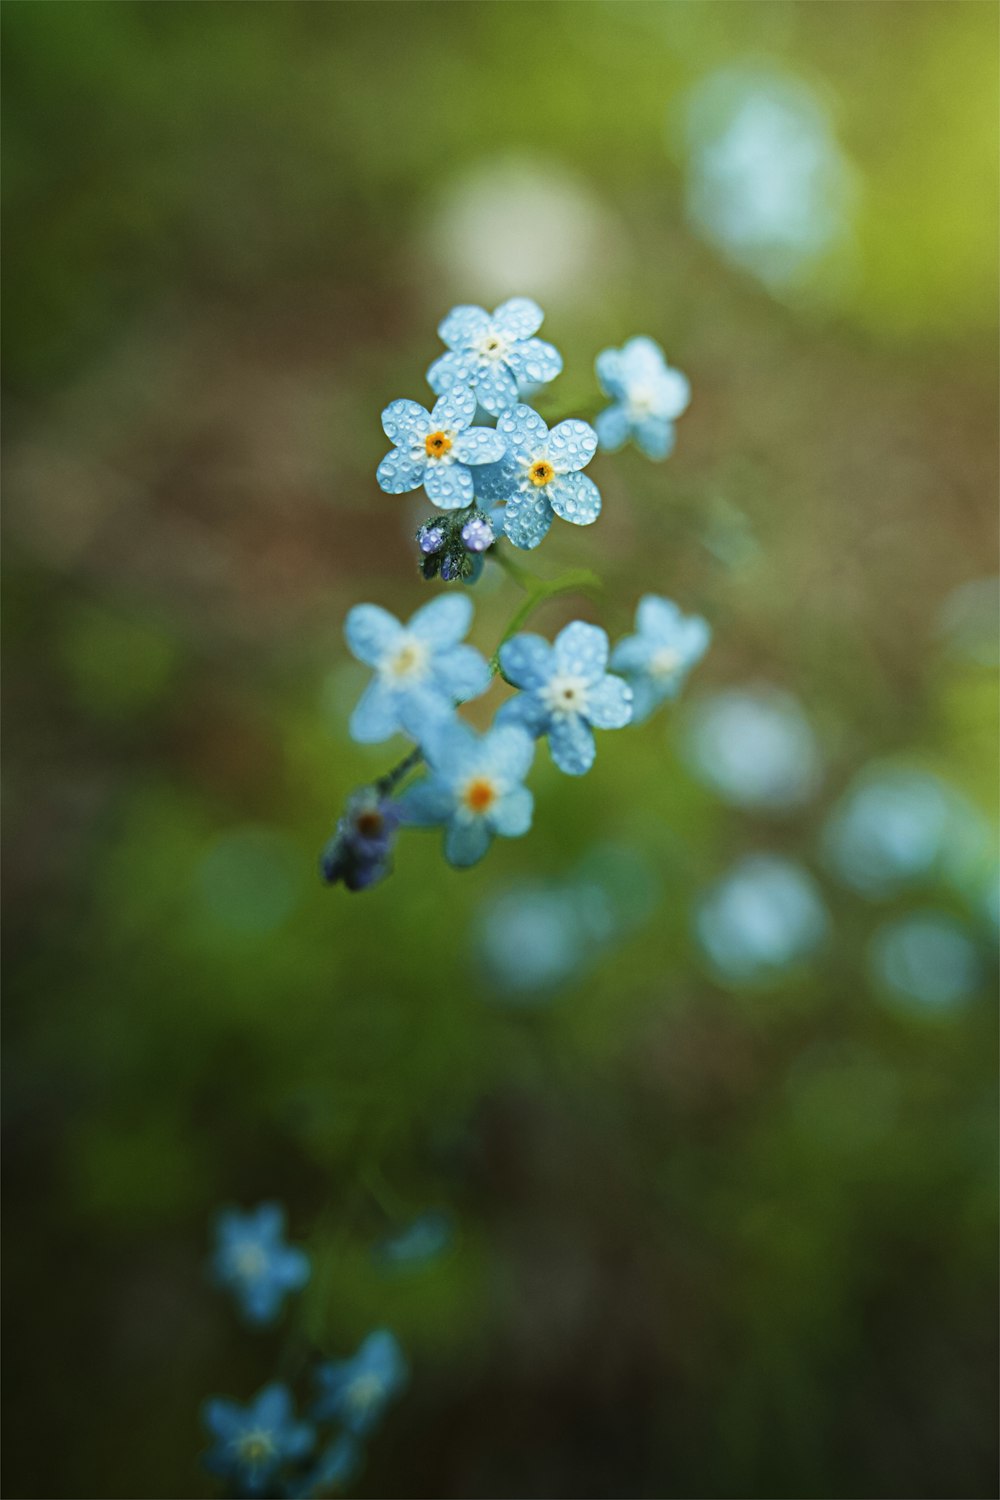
[489,565,604,676]
[490,542,540,593]
[375,746,423,796]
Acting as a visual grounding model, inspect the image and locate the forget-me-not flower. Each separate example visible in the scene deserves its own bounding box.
[210,1203,310,1325]
[610,595,711,723]
[696,854,829,986]
[683,684,821,812]
[399,718,535,867]
[476,404,601,550]
[869,911,981,1013]
[428,299,562,416]
[345,595,490,744]
[320,790,400,893]
[313,1329,408,1438]
[595,337,691,460]
[202,1382,314,1497]
[495,621,632,776]
[376,384,506,511]
[822,767,964,901]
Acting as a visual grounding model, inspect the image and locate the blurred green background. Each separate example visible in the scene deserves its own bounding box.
[2,3,998,1497]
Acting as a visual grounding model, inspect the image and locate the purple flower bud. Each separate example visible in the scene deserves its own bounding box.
[418,525,445,555]
[461,517,494,553]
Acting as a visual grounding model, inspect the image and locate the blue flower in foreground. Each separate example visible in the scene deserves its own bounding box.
[496,621,632,776]
[475,404,601,550]
[376,385,506,511]
[428,298,562,416]
[345,594,490,744]
[313,1330,408,1438]
[595,336,691,460]
[202,1383,314,1497]
[211,1203,310,1325]
[610,595,711,723]
[399,718,535,867]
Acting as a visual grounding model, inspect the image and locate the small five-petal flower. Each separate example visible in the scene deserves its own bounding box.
[202,1383,314,1497]
[609,595,710,723]
[312,1330,409,1439]
[428,298,562,416]
[477,404,601,550]
[210,1203,310,1325]
[399,718,535,867]
[595,336,691,460]
[377,385,506,511]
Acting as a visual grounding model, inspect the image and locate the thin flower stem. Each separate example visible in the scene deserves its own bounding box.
[489,542,539,592]
[375,746,423,795]
[489,566,605,677]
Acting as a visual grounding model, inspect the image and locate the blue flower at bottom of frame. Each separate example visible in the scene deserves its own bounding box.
[287,1435,362,1500]
[428,298,562,416]
[376,385,506,511]
[495,621,632,776]
[398,718,535,867]
[210,1203,310,1325]
[609,595,711,723]
[594,336,691,460]
[345,594,490,744]
[312,1329,409,1438]
[475,404,601,550]
[202,1383,314,1497]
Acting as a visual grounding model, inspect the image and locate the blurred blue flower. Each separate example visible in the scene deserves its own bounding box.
[610,595,710,723]
[594,337,691,459]
[344,595,490,744]
[376,386,505,511]
[477,404,601,550]
[870,911,981,1012]
[696,854,829,985]
[398,718,535,867]
[210,1203,310,1325]
[428,299,562,416]
[288,1435,361,1500]
[683,684,821,812]
[202,1382,314,1497]
[476,884,586,996]
[320,790,400,893]
[374,1210,454,1271]
[313,1330,408,1438]
[496,621,632,775]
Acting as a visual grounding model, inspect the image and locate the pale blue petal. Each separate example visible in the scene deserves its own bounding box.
[274,1246,310,1289]
[681,615,712,663]
[433,644,491,701]
[498,632,554,689]
[427,349,473,394]
[445,818,493,867]
[361,1329,408,1388]
[398,777,454,826]
[423,461,474,510]
[554,621,609,680]
[505,337,562,385]
[474,459,517,503]
[438,304,490,350]
[595,404,630,453]
[586,674,633,728]
[609,633,654,675]
[627,676,661,725]
[491,296,544,340]
[421,716,479,775]
[494,694,550,737]
[349,681,401,744]
[636,594,682,642]
[634,416,676,461]
[622,335,668,375]
[345,604,402,665]
[547,418,598,473]
[503,491,553,550]
[431,384,476,432]
[396,686,452,742]
[548,714,596,776]
[497,402,549,462]
[452,427,506,466]
[381,398,430,446]
[472,361,519,415]
[491,786,533,837]
[254,1384,293,1430]
[251,1202,285,1240]
[377,447,426,494]
[283,1423,315,1463]
[547,471,601,526]
[652,365,691,418]
[595,346,626,398]
[202,1398,244,1441]
[484,723,536,783]
[407,592,473,647]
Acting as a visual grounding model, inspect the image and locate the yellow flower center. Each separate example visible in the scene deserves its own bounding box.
[232,1244,267,1281]
[237,1431,276,1465]
[650,646,680,678]
[425,430,452,459]
[462,776,498,815]
[384,637,429,682]
[529,460,555,487]
[348,1374,384,1412]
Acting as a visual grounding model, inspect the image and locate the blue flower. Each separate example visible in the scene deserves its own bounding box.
[313,1329,408,1438]
[202,1382,314,1497]
[377,385,506,511]
[869,911,982,1013]
[682,684,821,812]
[495,622,632,776]
[288,1435,361,1500]
[428,299,562,416]
[210,1203,310,1325]
[374,1210,455,1270]
[609,595,711,723]
[320,790,400,892]
[398,718,535,867]
[345,595,490,744]
[696,854,829,986]
[594,337,691,460]
[474,404,601,551]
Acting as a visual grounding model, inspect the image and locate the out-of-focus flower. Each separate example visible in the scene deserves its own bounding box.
[344,596,490,743]
[374,1211,454,1271]
[610,595,710,723]
[428,299,562,416]
[696,854,829,985]
[376,386,505,511]
[202,1383,314,1497]
[399,718,535,868]
[594,337,691,460]
[869,912,982,1012]
[476,404,601,551]
[476,884,586,996]
[496,621,632,775]
[289,1435,361,1499]
[320,790,400,893]
[210,1203,310,1325]
[313,1330,408,1439]
[683,684,821,812]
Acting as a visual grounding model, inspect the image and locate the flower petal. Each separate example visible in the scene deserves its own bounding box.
[427,349,474,395]
[431,384,476,432]
[345,604,402,666]
[349,681,401,744]
[432,644,491,702]
[494,693,550,737]
[634,416,676,461]
[407,592,473,647]
[503,490,554,550]
[452,426,506,466]
[636,594,682,641]
[547,471,601,526]
[491,296,544,341]
[609,632,653,675]
[472,361,519,415]
[376,447,425,494]
[420,715,479,775]
[398,777,454,826]
[497,403,549,462]
[547,418,598,473]
[381,398,430,446]
[491,786,533,837]
[554,620,609,680]
[253,1383,293,1430]
[586,674,633,729]
[484,723,536,783]
[474,460,518,504]
[505,337,562,386]
[438,304,491,350]
[595,403,630,453]
[595,346,626,398]
[444,817,493,867]
[625,676,661,726]
[547,714,596,776]
[423,460,474,510]
[202,1399,244,1442]
[498,634,553,689]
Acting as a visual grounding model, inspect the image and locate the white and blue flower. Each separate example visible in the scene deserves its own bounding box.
[610,595,711,723]
[399,718,535,867]
[202,1383,314,1497]
[594,336,691,460]
[428,298,562,416]
[210,1203,310,1325]
[345,595,490,744]
[312,1329,408,1439]
[476,404,601,551]
[496,621,632,776]
[376,384,506,511]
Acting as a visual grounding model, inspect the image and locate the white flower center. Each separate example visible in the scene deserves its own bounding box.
[381,635,429,683]
[236,1429,276,1465]
[627,385,657,419]
[543,673,590,717]
[347,1373,384,1412]
[232,1243,268,1281]
[476,331,509,362]
[650,646,681,679]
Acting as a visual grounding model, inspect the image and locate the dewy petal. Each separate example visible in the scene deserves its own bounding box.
[474,459,518,503]
[504,337,562,386]
[634,416,676,462]
[376,447,426,494]
[452,427,506,466]
[595,403,630,453]
[595,346,626,399]
[349,681,401,744]
[345,604,403,666]
[494,693,550,737]
[586,674,633,729]
[636,594,683,642]
[625,675,661,726]
[491,296,544,341]
[547,471,601,526]
[381,398,431,446]
[498,632,554,689]
[472,361,519,415]
[430,384,476,432]
[609,632,654,675]
[547,714,596,776]
[398,777,454,826]
[420,715,479,775]
[554,620,609,681]
[427,349,474,395]
[491,786,533,837]
[444,817,493,868]
[497,402,550,462]
[503,491,554,550]
[438,304,491,350]
[547,418,598,473]
[484,723,536,783]
[423,461,474,510]
[408,592,473,647]
[432,643,491,702]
